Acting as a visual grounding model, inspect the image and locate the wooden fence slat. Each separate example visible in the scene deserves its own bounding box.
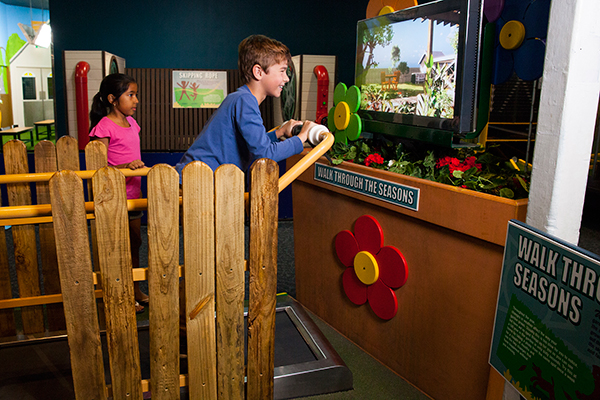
[214,164,245,399]
[182,161,217,399]
[247,159,279,400]
[0,192,16,337]
[92,166,143,399]
[85,140,108,272]
[85,140,108,329]
[147,164,180,400]
[34,140,66,332]
[3,140,44,334]
[56,136,81,171]
[50,170,106,400]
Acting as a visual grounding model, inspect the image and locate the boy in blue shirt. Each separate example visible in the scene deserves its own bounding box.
[175,34,318,175]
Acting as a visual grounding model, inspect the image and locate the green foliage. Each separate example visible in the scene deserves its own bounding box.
[416,60,455,119]
[397,61,410,75]
[329,139,531,199]
[361,84,416,114]
[391,45,400,66]
[356,24,394,81]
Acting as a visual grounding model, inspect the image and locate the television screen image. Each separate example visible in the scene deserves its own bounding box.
[357,11,458,118]
[355,0,486,145]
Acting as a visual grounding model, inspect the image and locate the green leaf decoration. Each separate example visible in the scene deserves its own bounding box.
[345,113,362,141]
[327,106,336,132]
[6,33,26,63]
[345,85,361,113]
[333,82,347,104]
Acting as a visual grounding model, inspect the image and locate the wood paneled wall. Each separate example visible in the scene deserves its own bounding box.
[126,68,274,152]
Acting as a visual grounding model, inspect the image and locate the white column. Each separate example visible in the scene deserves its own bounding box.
[526,0,600,244]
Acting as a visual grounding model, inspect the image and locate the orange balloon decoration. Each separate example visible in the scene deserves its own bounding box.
[366,0,418,19]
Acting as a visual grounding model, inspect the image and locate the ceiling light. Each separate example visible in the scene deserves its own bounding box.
[34,23,51,48]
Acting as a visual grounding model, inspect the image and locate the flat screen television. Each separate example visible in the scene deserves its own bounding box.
[355,0,488,147]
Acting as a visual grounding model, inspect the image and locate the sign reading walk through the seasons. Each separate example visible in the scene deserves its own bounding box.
[313,163,420,211]
[490,220,600,400]
[172,70,227,108]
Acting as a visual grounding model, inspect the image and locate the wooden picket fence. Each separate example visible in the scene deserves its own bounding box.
[0,136,102,337]
[0,130,333,398]
[0,137,280,399]
[51,159,279,399]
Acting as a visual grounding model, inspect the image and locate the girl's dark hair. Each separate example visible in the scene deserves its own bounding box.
[89,73,137,131]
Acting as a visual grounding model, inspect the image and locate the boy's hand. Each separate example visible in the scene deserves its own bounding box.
[296,120,318,143]
[277,119,302,139]
[126,159,145,169]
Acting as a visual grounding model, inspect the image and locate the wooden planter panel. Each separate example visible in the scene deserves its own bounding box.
[288,154,528,400]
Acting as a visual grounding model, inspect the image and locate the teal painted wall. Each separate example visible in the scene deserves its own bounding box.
[49,0,369,138]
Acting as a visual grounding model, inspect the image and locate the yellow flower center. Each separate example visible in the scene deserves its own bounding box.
[500,20,526,50]
[354,251,379,285]
[334,101,350,131]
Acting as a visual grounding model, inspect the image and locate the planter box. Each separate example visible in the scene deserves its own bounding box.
[288,152,528,400]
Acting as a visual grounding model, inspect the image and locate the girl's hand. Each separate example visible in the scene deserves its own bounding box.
[127,159,145,169]
[277,119,302,139]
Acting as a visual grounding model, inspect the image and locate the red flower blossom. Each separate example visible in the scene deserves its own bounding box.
[436,156,482,173]
[335,215,408,320]
[365,153,384,167]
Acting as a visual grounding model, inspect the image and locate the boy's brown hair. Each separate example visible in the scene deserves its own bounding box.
[238,34,291,84]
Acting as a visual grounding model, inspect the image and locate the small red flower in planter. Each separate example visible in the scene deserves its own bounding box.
[437,156,482,173]
[365,153,384,167]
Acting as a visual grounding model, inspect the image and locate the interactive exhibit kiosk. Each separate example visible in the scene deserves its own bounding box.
[287,0,533,399]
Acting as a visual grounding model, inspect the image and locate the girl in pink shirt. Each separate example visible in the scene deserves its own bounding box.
[89,73,147,313]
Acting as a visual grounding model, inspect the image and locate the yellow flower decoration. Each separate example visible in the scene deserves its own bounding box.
[328,83,362,144]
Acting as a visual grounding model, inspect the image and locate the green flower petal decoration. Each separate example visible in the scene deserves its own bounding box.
[328,83,362,144]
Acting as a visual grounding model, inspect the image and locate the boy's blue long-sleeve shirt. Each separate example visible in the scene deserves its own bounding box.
[175,85,303,175]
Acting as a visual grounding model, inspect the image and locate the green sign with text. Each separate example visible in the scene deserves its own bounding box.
[490,220,600,400]
[313,163,419,211]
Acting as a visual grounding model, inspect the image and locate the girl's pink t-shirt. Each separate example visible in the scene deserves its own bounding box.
[89,116,142,199]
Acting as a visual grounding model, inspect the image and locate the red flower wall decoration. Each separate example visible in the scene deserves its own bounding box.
[335,215,408,320]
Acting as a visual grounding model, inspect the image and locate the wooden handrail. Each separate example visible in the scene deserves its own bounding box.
[0,132,334,226]
[0,167,151,184]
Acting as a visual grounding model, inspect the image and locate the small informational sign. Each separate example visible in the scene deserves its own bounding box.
[313,163,419,211]
[490,220,600,400]
[172,70,227,108]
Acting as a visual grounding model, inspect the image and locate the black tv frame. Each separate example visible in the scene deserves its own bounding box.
[355,0,488,147]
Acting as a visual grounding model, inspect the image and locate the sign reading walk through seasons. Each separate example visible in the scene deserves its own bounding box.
[490,220,600,400]
[313,163,420,211]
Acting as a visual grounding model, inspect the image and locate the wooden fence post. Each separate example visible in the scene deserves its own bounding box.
[50,170,106,400]
[147,164,180,399]
[85,140,108,329]
[56,136,81,171]
[34,140,66,332]
[182,161,217,399]
[247,159,279,400]
[93,166,143,399]
[3,140,44,334]
[0,190,15,337]
[214,164,245,399]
